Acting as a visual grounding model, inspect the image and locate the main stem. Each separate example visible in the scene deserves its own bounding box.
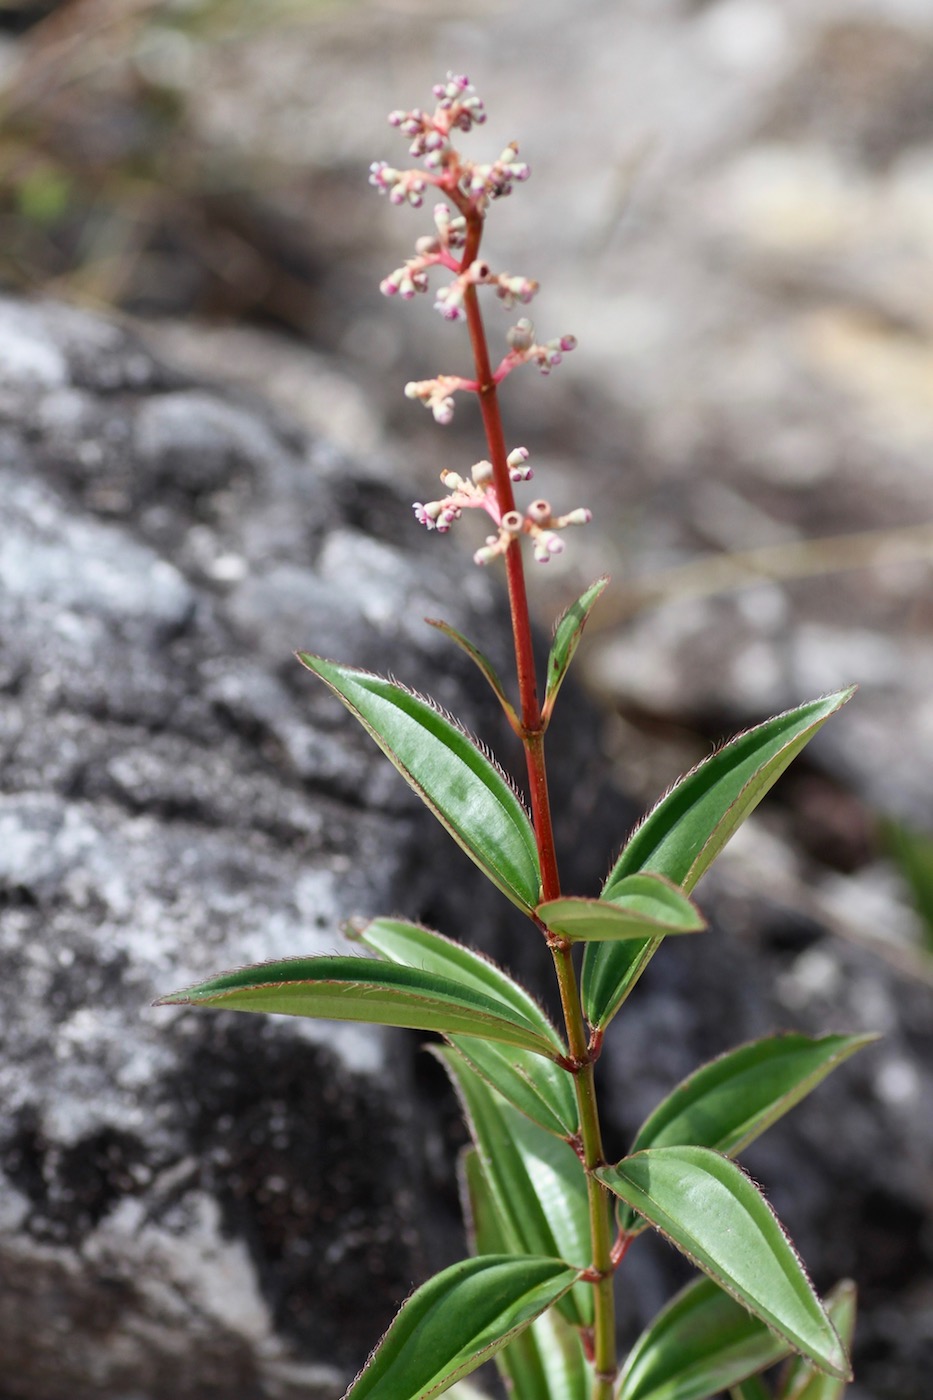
[460,216,618,1399]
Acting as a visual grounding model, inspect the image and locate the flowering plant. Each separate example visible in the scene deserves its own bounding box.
[157,75,869,1400]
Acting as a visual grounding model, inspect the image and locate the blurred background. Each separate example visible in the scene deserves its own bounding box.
[1,0,931,1395]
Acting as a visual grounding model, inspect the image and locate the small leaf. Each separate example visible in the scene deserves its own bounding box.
[155,956,559,1058]
[616,1033,877,1233]
[776,1281,857,1400]
[461,1149,589,1400]
[618,1275,791,1400]
[583,690,854,1029]
[439,1047,593,1329]
[538,875,705,943]
[544,576,609,720]
[344,1254,579,1399]
[426,617,520,732]
[597,1147,850,1381]
[297,653,541,911]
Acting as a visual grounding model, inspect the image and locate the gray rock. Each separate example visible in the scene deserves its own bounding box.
[0,296,621,1399]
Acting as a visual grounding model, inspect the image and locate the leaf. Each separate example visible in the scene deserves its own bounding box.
[451,1036,579,1139]
[353,918,561,1045]
[544,576,609,720]
[297,653,541,911]
[616,1033,877,1233]
[355,917,576,1137]
[730,1379,772,1400]
[596,1147,849,1381]
[538,875,705,943]
[583,690,855,1029]
[426,617,520,732]
[461,1149,590,1400]
[154,956,559,1058]
[344,1254,579,1399]
[438,1047,593,1330]
[776,1281,856,1400]
[618,1275,792,1400]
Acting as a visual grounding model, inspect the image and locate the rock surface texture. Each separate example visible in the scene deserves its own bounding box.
[0,296,614,1400]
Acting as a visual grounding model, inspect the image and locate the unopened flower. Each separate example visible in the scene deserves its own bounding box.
[462,142,530,208]
[368,161,428,207]
[496,323,578,382]
[495,273,539,309]
[404,374,477,424]
[434,259,494,321]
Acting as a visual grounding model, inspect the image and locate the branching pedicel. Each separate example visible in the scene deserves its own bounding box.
[157,75,868,1400]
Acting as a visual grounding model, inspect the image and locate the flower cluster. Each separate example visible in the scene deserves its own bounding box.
[370,75,548,327]
[412,451,591,566]
[375,75,586,568]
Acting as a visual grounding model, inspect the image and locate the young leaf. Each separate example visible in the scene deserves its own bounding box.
[355,917,576,1137]
[461,1149,589,1400]
[616,1033,877,1234]
[426,617,520,732]
[297,653,541,911]
[538,875,705,943]
[154,956,560,1058]
[583,689,855,1030]
[596,1147,850,1381]
[438,1047,593,1330]
[776,1280,856,1400]
[618,1275,792,1400]
[344,1254,579,1400]
[543,576,609,720]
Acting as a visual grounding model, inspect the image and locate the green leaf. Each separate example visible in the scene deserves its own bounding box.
[730,1379,772,1400]
[618,1275,792,1400]
[355,917,576,1137]
[344,1254,579,1399]
[461,1149,589,1400]
[544,576,609,720]
[451,1036,579,1139]
[538,875,705,943]
[353,918,561,1044]
[582,937,657,1032]
[583,690,854,1029]
[154,956,559,1058]
[617,1033,877,1233]
[596,1147,850,1381]
[438,1047,593,1330]
[297,653,541,911]
[426,617,520,732]
[776,1281,856,1400]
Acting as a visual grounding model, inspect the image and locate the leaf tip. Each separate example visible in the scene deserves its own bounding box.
[150,990,190,1007]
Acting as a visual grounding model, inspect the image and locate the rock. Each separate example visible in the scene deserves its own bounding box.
[0,296,617,1399]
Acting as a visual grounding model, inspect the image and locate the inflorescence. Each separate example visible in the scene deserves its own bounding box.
[413,450,592,566]
[372,74,588,566]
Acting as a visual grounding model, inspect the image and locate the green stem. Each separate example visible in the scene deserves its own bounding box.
[459,209,618,1399]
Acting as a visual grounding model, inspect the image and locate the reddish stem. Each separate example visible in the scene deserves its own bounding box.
[455,199,619,1398]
